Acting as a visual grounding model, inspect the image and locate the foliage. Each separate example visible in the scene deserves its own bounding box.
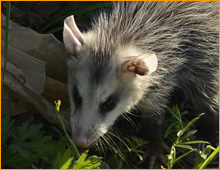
[164,105,218,169]
[2,1,10,85]
[2,108,103,169]
[52,145,102,169]
[2,2,218,169]
[72,150,102,169]
[106,134,148,168]
[40,2,109,34]
[103,105,218,169]
[55,100,80,159]
[2,115,55,168]
[193,145,219,169]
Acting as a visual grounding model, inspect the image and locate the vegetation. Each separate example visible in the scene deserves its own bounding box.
[2,103,218,169]
[1,2,218,169]
[164,106,219,169]
[2,101,102,169]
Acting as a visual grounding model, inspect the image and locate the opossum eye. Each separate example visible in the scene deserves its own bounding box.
[100,98,117,112]
[73,87,82,106]
[103,99,116,111]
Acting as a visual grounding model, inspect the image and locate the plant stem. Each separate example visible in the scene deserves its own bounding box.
[2,1,11,86]
[55,100,80,159]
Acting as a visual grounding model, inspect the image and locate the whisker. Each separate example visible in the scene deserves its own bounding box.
[107,131,131,152]
[122,113,138,129]
[101,134,125,161]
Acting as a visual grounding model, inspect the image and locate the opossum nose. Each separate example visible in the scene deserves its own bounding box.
[73,136,89,148]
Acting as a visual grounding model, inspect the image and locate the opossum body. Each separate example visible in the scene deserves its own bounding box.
[63,1,219,163]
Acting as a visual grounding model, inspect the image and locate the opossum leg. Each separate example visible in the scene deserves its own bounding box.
[138,112,170,168]
[137,141,170,168]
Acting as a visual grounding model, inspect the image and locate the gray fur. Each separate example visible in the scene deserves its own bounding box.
[64,1,219,149]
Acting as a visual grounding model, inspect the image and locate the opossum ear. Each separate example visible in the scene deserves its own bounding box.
[123,53,158,76]
[63,15,85,55]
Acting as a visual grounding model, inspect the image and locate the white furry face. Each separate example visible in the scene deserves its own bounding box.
[67,44,149,148]
[63,16,158,148]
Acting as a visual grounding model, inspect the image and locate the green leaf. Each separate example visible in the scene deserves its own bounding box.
[2,147,27,168]
[9,143,31,158]
[2,119,54,168]
[16,121,43,143]
[181,140,209,145]
[72,150,89,169]
[176,144,195,150]
[167,106,181,122]
[82,156,102,169]
[132,136,148,147]
[174,149,197,165]
[176,113,204,143]
[2,115,15,147]
[53,147,73,169]
[193,145,219,169]
[181,113,205,135]
[72,150,102,169]
[180,129,198,141]
[61,157,74,169]
[164,122,178,138]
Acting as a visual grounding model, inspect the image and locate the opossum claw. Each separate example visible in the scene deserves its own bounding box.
[137,142,170,168]
[149,153,168,169]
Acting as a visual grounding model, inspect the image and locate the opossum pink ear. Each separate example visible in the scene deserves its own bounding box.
[123,53,158,76]
[63,15,85,55]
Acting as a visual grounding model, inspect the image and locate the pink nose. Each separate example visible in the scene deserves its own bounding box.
[73,136,89,148]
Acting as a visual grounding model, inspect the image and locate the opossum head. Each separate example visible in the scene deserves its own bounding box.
[63,16,158,148]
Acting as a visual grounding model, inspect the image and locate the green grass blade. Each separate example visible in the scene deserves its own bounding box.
[181,140,209,145]
[182,113,205,134]
[70,2,109,16]
[167,106,181,122]
[176,144,195,150]
[40,2,109,33]
[174,149,197,165]
[46,27,63,34]
[176,113,204,142]
[164,122,178,138]
[199,145,219,169]
[193,145,219,169]
[2,1,11,85]
[180,129,198,141]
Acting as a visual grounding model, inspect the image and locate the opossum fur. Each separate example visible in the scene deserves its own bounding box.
[63,1,219,150]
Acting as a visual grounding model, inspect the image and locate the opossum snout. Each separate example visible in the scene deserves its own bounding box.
[72,134,90,148]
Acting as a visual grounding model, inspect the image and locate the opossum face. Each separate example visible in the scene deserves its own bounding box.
[63,16,158,148]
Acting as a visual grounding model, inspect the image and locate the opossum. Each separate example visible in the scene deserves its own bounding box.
[63,1,219,167]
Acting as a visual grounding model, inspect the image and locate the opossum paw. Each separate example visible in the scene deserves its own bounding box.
[137,142,170,168]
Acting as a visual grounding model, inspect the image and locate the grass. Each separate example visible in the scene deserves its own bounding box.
[40,2,109,34]
[100,105,219,169]
[2,2,219,169]
[2,102,218,168]
[164,106,218,169]
[55,100,80,159]
[2,101,102,169]
[1,1,11,86]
